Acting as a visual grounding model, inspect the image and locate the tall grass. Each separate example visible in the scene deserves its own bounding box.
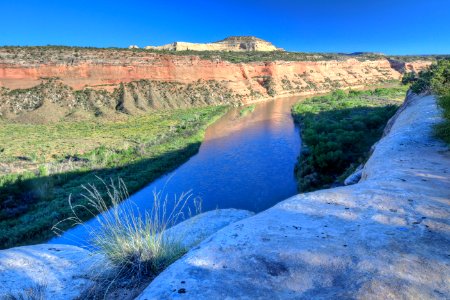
[52,179,201,295]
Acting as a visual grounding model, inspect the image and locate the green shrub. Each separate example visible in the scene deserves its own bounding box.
[239,104,256,117]
[401,72,416,85]
[292,87,405,191]
[410,59,450,94]
[262,76,276,97]
[435,92,450,144]
[410,59,450,143]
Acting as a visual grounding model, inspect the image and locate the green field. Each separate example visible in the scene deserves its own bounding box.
[0,106,227,248]
[291,86,407,192]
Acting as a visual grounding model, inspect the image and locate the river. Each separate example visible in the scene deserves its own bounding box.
[49,96,302,246]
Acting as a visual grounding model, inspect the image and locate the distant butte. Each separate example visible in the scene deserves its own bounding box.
[141,36,283,52]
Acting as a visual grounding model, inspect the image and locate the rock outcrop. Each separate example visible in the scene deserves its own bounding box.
[164,209,254,249]
[0,244,108,299]
[0,78,237,122]
[0,209,252,299]
[137,94,450,299]
[0,52,407,94]
[388,58,432,74]
[145,36,282,52]
[343,164,363,185]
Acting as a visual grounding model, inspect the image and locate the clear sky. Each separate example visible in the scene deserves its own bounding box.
[1,0,449,54]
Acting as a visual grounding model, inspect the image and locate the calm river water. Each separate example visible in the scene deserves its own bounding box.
[49,96,302,246]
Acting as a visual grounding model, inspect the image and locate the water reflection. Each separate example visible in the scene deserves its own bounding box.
[50,96,302,246]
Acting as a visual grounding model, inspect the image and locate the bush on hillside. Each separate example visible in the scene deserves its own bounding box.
[401,72,417,85]
[411,59,450,143]
[410,59,450,94]
[292,87,404,191]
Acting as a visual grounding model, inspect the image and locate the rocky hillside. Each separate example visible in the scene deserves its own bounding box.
[0,78,236,123]
[144,36,282,52]
[0,46,432,122]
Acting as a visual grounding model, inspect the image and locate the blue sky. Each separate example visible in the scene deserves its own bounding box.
[0,0,449,54]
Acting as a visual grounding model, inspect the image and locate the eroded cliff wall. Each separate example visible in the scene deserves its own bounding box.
[0,47,432,121]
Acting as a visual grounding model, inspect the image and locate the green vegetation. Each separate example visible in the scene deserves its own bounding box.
[1,45,446,65]
[401,72,417,85]
[239,104,256,117]
[292,87,407,192]
[261,76,276,96]
[388,55,447,63]
[56,180,198,298]
[437,93,450,144]
[410,59,450,144]
[0,106,227,248]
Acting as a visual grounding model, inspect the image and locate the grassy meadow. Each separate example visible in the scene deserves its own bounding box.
[0,106,227,248]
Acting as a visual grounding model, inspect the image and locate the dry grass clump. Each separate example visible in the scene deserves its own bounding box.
[53,178,201,298]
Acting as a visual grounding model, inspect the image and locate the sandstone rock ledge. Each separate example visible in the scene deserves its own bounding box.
[138,94,450,299]
[0,244,108,299]
[0,209,253,299]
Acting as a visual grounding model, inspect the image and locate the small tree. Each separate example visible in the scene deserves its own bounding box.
[401,72,416,85]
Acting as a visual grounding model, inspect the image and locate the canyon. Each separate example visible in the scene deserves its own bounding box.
[0,41,448,299]
[0,46,432,122]
[1,92,448,299]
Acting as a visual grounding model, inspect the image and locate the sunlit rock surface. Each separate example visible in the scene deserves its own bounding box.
[138,94,450,299]
[165,209,254,249]
[0,244,108,299]
[145,36,281,52]
[0,209,252,299]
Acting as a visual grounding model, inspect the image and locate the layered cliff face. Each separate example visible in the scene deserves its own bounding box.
[0,47,432,122]
[388,58,433,74]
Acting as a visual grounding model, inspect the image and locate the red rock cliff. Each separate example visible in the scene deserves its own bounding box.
[0,48,432,115]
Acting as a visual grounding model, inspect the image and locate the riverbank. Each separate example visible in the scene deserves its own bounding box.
[50,94,302,246]
[291,86,407,191]
[138,93,450,299]
[1,93,448,299]
[0,106,228,248]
